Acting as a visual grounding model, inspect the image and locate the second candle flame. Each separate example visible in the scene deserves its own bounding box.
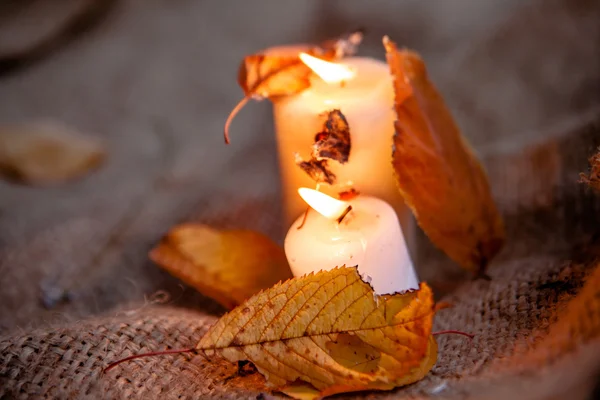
[298,188,349,220]
[299,53,355,84]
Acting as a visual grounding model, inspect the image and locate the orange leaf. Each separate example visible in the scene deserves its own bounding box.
[384,36,505,275]
[225,31,363,143]
[149,224,292,310]
[198,267,436,399]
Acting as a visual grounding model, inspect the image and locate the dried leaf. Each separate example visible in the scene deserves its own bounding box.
[313,109,351,164]
[384,37,505,275]
[579,147,600,191]
[239,31,362,99]
[198,267,436,399]
[225,31,363,143]
[295,109,352,186]
[150,224,292,310]
[295,156,336,185]
[0,122,105,185]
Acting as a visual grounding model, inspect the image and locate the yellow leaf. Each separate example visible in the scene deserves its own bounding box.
[150,224,293,310]
[0,122,105,185]
[197,267,436,399]
[383,37,505,275]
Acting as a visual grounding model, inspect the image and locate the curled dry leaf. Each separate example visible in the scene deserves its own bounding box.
[0,121,105,185]
[295,109,352,185]
[198,267,436,399]
[225,31,363,143]
[150,224,292,310]
[579,147,600,191]
[384,36,505,275]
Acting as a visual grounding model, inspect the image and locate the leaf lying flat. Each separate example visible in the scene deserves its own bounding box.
[198,267,436,399]
[384,37,505,275]
[0,122,105,185]
[150,224,292,310]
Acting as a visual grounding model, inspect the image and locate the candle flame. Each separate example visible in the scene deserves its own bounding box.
[299,53,355,84]
[298,188,349,220]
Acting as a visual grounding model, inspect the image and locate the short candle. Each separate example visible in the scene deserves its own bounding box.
[284,188,419,295]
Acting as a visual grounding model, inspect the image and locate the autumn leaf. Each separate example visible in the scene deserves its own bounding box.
[150,224,292,310]
[197,266,437,399]
[580,147,600,191]
[383,36,505,275]
[0,121,105,185]
[225,30,363,143]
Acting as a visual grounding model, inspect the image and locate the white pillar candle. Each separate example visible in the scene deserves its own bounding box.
[284,188,419,295]
[273,55,415,251]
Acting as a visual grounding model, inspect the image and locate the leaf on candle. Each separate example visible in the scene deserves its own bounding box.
[384,36,505,276]
[197,266,437,399]
[225,30,363,143]
[295,155,337,185]
[0,121,105,185]
[149,224,293,310]
[579,147,600,191]
[313,109,351,164]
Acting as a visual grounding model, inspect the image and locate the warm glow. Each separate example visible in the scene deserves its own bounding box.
[299,53,355,84]
[298,188,349,220]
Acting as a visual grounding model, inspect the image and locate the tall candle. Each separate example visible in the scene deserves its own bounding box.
[285,188,418,295]
[273,56,415,250]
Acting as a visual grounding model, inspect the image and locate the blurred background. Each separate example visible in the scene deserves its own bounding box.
[0,0,598,332]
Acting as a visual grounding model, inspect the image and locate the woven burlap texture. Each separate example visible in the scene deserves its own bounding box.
[1,0,600,399]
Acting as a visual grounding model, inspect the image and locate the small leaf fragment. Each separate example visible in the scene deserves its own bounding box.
[0,122,105,185]
[295,155,336,185]
[313,109,351,164]
[198,267,436,398]
[580,147,600,191]
[384,36,505,275]
[150,224,292,309]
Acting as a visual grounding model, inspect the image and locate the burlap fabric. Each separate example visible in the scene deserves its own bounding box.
[1,1,599,399]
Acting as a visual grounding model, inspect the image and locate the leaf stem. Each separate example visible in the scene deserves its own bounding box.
[432,330,474,340]
[103,347,196,373]
[224,96,250,144]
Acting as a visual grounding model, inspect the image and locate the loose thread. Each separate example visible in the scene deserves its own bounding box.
[103,347,196,373]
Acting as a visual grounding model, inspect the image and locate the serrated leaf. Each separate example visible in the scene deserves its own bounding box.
[150,224,292,310]
[384,37,505,275]
[197,267,436,399]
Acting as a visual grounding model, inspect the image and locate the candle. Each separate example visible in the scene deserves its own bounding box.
[285,188,418,295]
[273,55,415,251]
